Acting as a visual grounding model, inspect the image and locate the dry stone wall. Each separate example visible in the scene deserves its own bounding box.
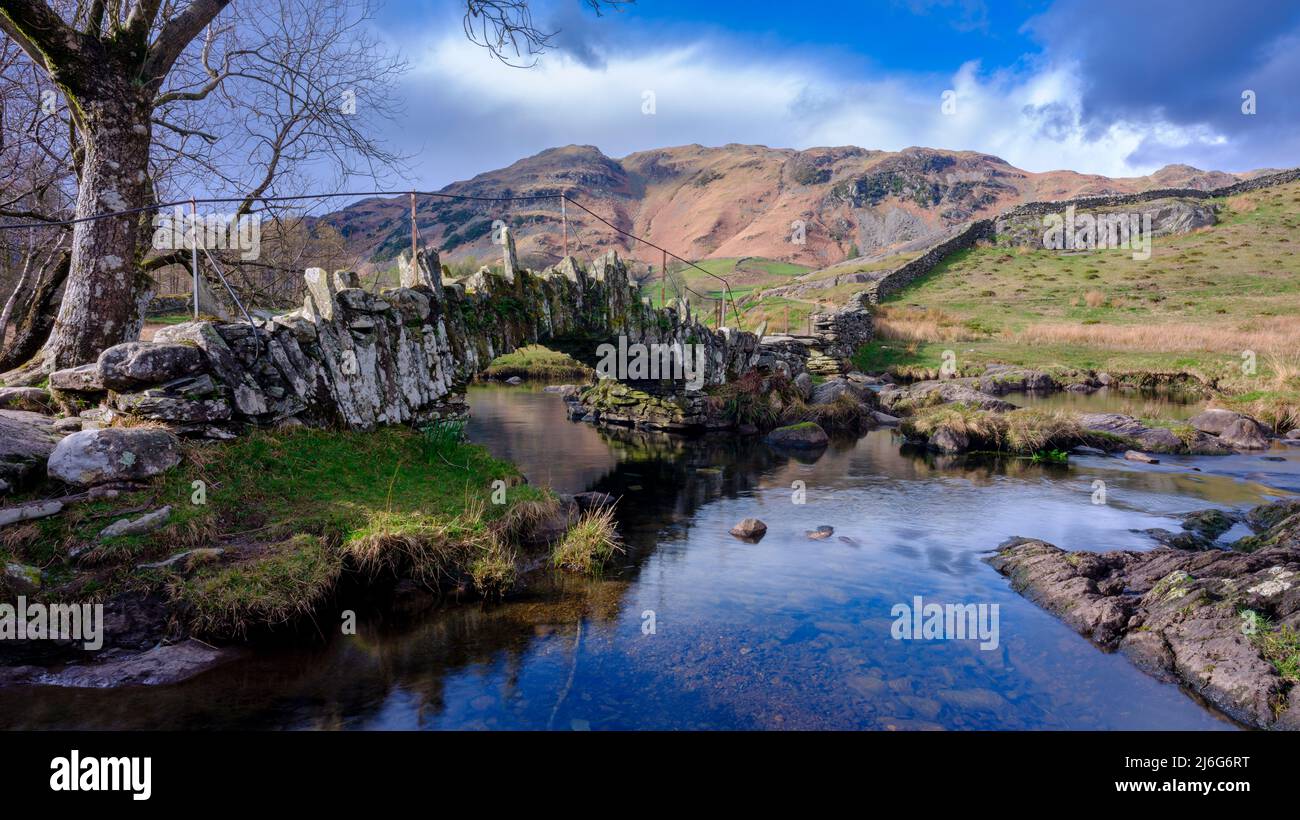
[51,231,794,434]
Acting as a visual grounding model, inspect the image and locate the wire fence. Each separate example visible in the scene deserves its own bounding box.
[0,189,752,331]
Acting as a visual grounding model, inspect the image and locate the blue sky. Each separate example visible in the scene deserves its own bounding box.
[366,0,1300,188]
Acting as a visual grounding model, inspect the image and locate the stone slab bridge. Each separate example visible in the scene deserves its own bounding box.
[47,230,873,434]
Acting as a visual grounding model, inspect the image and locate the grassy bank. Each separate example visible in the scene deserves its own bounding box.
[1,424,614,638]
[853,181,1300,425]
[481,345,592,381]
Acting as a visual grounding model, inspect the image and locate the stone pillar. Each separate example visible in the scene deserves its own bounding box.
[398,247,444,299]
[303,267,337,322]
[500,227,518,285]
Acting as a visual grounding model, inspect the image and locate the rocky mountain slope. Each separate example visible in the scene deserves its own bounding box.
[320,144,1255,272]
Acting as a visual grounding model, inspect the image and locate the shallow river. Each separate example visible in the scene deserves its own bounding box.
[5,384,1299,730]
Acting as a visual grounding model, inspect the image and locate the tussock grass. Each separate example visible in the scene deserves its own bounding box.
[903,404,1111,454]
[172,534,342,637]
[552,506,623,575]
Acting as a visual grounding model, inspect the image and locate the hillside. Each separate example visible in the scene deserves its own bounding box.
[318,144,1257,276]
[853,179,1300,421]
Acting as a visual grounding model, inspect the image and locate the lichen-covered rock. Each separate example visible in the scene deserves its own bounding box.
[47,428,183,487]
[1078,413,1181,452]
[49,363,104,393]
[878,380,1016,415]
[97,341,205,391]
[930,425,969,453]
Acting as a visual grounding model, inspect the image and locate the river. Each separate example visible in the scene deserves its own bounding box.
[4,383,1299,730]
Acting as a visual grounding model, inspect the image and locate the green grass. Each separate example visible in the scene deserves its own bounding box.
[481,345,592,381]
[8,426,557,636]
[1243,612,1300,685]
[551,505,622,575]
[865,182,1300,395]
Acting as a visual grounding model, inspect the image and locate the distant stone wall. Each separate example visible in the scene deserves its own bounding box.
[860,166,1300,305]
[50,232,795,434]
[995,167,1300,221]
[866,219,995,304]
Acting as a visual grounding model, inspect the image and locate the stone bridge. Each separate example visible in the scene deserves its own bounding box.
[47,230,871,434]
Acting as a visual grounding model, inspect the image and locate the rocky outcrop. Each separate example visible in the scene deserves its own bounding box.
[1077,413,1229,455]
[877,380,1016,415]
[988,521,1300,730]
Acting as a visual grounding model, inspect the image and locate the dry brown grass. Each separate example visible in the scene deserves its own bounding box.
[1017,317,1300,355]
[873,305,985,343]
[1083,290,1107,308]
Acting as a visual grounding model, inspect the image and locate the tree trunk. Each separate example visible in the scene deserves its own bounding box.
[45,93,154,369]
[0,250,69,374]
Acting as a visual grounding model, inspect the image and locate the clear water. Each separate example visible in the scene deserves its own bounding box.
[1006,386,1206,420]
[4,384,1297,730]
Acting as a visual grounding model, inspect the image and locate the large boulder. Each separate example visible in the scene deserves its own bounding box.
[978,366,1056,395]
[765,422,829,449]
[0,410,60,493]
[1188,408,1246,436]
[49,363,104,393]
[153,321,269,417]
[1218,417,1271,450]
[810,376,871,406]
[47,428,183,487]
[930,425,969,453]
[97,341,205,391]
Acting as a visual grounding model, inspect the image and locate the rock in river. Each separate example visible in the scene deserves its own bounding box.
[765,422,829,450]
[730,518,768,541]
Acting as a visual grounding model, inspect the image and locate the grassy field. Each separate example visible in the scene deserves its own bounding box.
[860,181,1300,418]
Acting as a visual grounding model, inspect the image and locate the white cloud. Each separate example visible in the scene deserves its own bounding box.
[396,30,1234,186]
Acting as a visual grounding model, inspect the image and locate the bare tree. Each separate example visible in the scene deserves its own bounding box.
[0,0,627,371]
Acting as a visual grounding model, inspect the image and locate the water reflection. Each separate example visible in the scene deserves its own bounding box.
[7,384,1292,730]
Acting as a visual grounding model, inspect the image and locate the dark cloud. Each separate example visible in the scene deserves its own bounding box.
[1025,0,1300,170]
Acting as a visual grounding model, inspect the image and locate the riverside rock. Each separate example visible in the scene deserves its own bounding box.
[987,530,1300,730]
[765,422,829,449]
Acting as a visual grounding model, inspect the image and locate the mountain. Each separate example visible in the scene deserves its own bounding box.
[319,144,1255,272]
